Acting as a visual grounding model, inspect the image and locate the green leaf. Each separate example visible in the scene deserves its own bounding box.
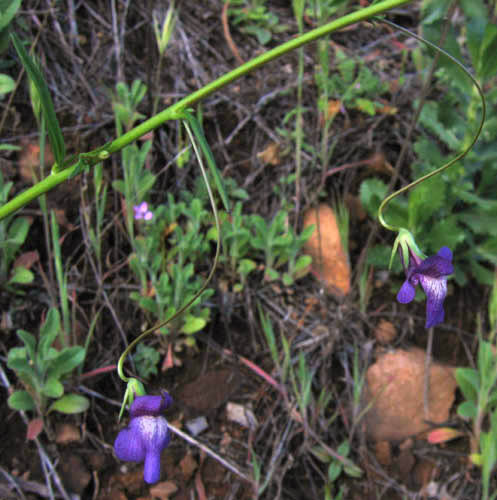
[459,211,497,237]
[180,315,206,334]
[0,0,21,31]
[48,394,89,414]
[478,23,497,81]
[457,400,477,420]
[39,308,61,360]
[47,346,86,379]
[354,98,375,116]
[359,178,388,218]
[42,378,64,398]
[366,244,402,273]
[111,179,125,194]
[295,254,312,272]
[238,258,256,276]
[425,216,466,252]
[0,73,14,94]
[8,390,35,411]
[328,461,342,482]
[418,101,459,150]
[408,175,445,228]
[16,329,36,361]
[8,266,34,285]
[0,143,20,151]
[10,33,66,167]
[455,367,479,403]
[7,216,30,245]
[182,112,230,213]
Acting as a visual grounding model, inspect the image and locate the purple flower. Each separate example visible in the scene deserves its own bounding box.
[397,246,453,329]
[134,202,153,221]
[114,392,172,484]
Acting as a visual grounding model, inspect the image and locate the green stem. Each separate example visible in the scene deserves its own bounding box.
[377,19,486,232]
[0,0,412,221]
[117,117,221,383]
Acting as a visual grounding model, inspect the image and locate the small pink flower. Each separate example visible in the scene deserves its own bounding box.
[134,202,153,221]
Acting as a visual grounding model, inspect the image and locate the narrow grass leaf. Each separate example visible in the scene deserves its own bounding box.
[10,33,65,167]
[0,0,21,31]
[183,112,230,213]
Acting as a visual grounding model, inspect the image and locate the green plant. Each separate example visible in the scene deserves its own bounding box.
[128,194,214,345]
[7,308,89,419]
[0,0,20,105]
[316,46,389,117]
[134,344,161,379]
[455,339,497,500]
[370,0,497,286]
[228,0,288,45]
[250,210,313,284]
[111,80,156,239]
[0,170,34,290]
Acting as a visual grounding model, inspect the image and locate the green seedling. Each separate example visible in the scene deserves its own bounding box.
[112,79,147,133]
[134,343,161,379]
[0,170,33,291]
[250,210,313,282]
[228,0,288,45]
[128,195,213,347]
[456,338,497,500]
[7,308,89,421]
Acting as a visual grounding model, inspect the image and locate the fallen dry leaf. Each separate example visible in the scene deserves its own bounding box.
[149,480,178,499]
[26,418,44,441]
[365,348,457,441]
[59,453,91,495]
[257,142,281,166]
[179,453,198,481]
[414,459,438,491]
[14,250,39,270]
[344,193,367,221]
[374,440,391,466]
[176,369,241,412]
[327,99,342,118]
[303,204,350,296]
[55,423,81,444]
[374,319,397,344]
[18,142,55,183]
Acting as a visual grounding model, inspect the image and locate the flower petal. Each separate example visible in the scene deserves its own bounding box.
[437,246,452,261]
[130,394,172,418]
[397,279,416,304]
[419,275,447,328]
[143,449,162,484]
[415,254,453,278]
[138,415,170,452]
[114,426,146,462]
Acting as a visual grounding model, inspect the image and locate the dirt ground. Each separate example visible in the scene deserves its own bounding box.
[0,1,490,499]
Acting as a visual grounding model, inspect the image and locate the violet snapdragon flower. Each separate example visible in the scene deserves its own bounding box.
[114,392,172,484]
[397,246,453,329]
[133,202,153,221]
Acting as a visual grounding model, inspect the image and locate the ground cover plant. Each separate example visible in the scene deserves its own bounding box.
[1,0,497,499]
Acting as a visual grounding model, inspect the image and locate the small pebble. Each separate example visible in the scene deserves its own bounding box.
[185,416,209,436]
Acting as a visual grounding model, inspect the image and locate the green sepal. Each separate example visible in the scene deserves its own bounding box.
[389,228,426,270]
[118,378,146,421]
